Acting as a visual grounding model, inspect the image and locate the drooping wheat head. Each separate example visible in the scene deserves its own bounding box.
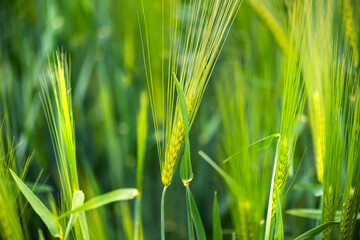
[140,0,242,187]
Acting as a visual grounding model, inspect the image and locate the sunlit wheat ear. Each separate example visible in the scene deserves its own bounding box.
[141,0,242,187]
[40,51,79,208]
[161,95,195,187]
[341,0,359,67]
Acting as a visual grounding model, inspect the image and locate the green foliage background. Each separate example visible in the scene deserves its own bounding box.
[0,0,359,239]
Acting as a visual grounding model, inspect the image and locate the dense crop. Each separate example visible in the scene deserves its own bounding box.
[0,0,359,239]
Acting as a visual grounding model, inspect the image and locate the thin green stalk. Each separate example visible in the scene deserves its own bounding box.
[265,138,279,240]
[161,186,167,240]
[134,196,142,240]
[186,186,195,240]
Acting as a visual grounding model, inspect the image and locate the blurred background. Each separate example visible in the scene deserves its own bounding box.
[1,0,359,239]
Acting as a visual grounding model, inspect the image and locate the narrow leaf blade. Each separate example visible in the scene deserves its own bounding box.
[213,192,222,240]
[187,187,206,240]
[10,169,62,238]
[64,191,85,239]
[294,222,339,240]
[223,133,280,163]
[198,151,238,194]
[59,188,138,218]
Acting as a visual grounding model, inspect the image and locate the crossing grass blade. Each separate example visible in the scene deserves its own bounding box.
[64,191,87,240]
[59,188,139,218]
[294,221,339,240]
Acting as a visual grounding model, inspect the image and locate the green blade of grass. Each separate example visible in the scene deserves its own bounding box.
[64,191,85,240]
[294,221,339,240]
[10,169,62,238]
[223,133,280,163]
[287,208,360,221]
[187,186,206,240]
[135,91,148,240]
[293,183,323,197]
[186,187,195,240]
[213,192,222,240]
[79,211,90,240]
[38,229,45,240]
[198,151,238,194]
[59,188,138,218]
[136,91,148,193]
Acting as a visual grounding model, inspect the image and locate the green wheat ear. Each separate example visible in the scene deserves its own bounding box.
[341,0,359,67]
[40,50,86,238]
[270,0,309,217]
[40,50,79,206]
[140,0,242,187]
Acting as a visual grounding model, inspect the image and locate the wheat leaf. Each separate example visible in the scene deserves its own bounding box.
[187,186,206,240]
[10,169,62,238]
[294,221,339,240]
[213,192,222,240]
[59,188,138,218]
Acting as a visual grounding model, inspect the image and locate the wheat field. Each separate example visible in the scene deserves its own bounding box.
[0,0,359,239]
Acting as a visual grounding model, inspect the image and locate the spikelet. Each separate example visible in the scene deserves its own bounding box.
[313,91,326,183]
[271,136,290,217]
[342,0,359,67]
[340,187,356,240]
[238,201,254,240]
[162,95,195,187]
